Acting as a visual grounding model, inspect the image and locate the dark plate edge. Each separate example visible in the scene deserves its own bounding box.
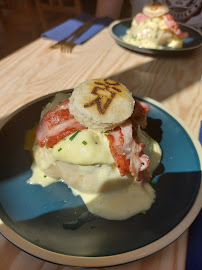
[0,93,201,268]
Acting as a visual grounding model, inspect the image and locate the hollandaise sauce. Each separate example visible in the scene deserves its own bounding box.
[28,128,161,221]
[72,182,155,220]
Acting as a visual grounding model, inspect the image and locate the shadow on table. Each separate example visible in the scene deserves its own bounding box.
[107,49,201,102]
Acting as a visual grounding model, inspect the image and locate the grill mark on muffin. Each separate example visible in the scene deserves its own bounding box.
[84,80,122,114]
[94,82,105,86]
[84,92,116,114]
[112,86,121,92]
[150,2,163,10]
[91,86,105,94]
[104,79,120,86]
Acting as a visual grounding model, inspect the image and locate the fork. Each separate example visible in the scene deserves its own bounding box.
[51,18,95,53]
[60,34,81,53]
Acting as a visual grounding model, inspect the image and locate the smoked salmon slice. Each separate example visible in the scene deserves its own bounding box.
[106,127,130,176]
[106,101,151,181]
[107,119,150,181]
[36,99,86,148]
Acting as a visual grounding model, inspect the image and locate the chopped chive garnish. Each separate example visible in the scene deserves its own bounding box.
[69,130,81,141]
[94,141,98,144]
[104,131,109,134]
[153,140,157,144]
[141,210,146,215]
[58,147,62,152]
[151,180,155,185]
[44,175,47,178]
[82,140,87,145]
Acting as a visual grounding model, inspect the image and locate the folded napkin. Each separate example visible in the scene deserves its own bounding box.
[41,13,113,44]
[186,121,202,270]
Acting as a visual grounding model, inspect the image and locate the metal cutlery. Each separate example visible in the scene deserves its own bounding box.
[50,18,95,52]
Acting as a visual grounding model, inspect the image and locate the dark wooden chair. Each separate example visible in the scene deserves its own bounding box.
[0,0,39,39]
[34,0,82,31]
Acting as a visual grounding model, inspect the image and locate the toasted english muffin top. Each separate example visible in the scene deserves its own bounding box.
[69,78,134,131]
[143,2,169,18]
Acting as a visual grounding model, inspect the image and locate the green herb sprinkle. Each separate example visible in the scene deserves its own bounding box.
[141,210,147,215]
[69,130,81,141]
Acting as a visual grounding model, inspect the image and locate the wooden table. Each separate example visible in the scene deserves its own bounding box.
[0,28,201,270]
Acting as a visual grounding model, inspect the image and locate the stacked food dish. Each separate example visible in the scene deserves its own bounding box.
[28,79,162,220]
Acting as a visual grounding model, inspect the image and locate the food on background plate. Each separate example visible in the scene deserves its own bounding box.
[123,2,188,49]
[28,79,162,220]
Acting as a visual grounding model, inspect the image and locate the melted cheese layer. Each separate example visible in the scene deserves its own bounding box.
[52,130,114,165]
[33,129,114,171]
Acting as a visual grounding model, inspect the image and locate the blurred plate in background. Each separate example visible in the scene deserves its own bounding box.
[109,19,202,55]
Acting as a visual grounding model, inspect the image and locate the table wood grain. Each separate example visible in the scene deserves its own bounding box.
[0,28,201,270]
